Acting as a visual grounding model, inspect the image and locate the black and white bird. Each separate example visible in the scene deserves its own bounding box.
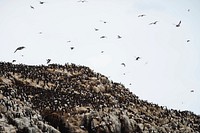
[14,46,25,53]
[46,59,51,64]
[176,21,181,27]
[149,21,158,25]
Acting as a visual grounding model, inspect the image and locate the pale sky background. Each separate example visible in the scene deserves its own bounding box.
[0,0,200,114]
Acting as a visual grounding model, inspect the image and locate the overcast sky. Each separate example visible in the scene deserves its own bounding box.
[0,0,200,114]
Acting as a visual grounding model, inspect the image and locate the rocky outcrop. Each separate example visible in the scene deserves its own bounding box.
[0,62,200,133]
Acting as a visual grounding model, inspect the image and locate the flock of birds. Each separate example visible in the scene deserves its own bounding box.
[11,1,194,93]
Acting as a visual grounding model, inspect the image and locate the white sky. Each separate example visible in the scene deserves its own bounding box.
[0,0,200,114]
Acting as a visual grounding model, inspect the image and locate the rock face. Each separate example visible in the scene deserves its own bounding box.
[0,62,200,133]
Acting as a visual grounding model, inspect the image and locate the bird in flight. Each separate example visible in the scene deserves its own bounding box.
[121,63,126,67]
[135,56,141,60]
[190,90,194,92]
[138,14,146,17]
[187,40,190,42]
[95,28,99,31]
[40,1,45,4]
[100,36,106,39]
[176,21,181,27]
[46,59,51,64]
[117,35,122,39]
[70,47,74,50]
[30,5,34,9]
[14,46,25,53]
[149,21,158,25]
[12,60,16,63]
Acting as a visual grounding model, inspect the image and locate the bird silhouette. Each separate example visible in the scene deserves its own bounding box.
[187,40,190,42]
[95,28,99,31]
[100,36,106,39]
[190,90,194,92]
[14,46,25,53]
[117,35,122,39]
[46,59,51,64]
[176,21,181,27]
[30,5,34,9]
[12,60,16,63]
[121,63,126,67]
[40,1,45,4]
[149,21,158,25]
[138,14,146,17]
[135,57,141,60]
[70,47,74,50]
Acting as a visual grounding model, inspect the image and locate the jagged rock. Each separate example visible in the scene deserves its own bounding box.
[0,62,200,133]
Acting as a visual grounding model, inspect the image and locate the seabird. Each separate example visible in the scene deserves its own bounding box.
[30,5,34,9]
[190,90,194,92]
[100,36,106,39]
[187,40,190,42]
[149,21,158,25]
[95,28,99,31]
[14,46,25,53]
[121,63,126,67]
[46,59,51,64]
[101,51,104,53]
[117,35,122,39]
[176,21,181,27]
[138,14,146,17]
[40,1,45,4]
[135,57,141,60]
[70,47,74,50]
[12,60,16,63]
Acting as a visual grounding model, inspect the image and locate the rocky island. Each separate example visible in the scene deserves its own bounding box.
[0,62,200,133]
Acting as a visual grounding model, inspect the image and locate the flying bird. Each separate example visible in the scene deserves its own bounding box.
[70,47,74,50]
[121,63,126,67]
[39,1,45,4]
[101,51,104,53]
[187,40,190,42]
[190,90,194,92]
[46,59,51,64]
[135,56,141,60]
[176,21,181,27]
[12,60,16,63]
[117,35,122,39]
[100,36,106,39]
[95,28,99,31]
[187,9,190,12]
[138,14,146,17]
[100,20,107,24]
[14,46,25,53]
[149,21,158,25]
[30,5,34,9]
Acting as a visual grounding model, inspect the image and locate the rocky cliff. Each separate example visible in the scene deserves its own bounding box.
[0,62,200,133]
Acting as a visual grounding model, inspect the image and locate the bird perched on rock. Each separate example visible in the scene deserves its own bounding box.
[176,21,181,27]
[149,21,158,25]
[46,59,51,64]
[14,46,25,53]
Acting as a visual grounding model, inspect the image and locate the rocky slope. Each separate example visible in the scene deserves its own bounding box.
[0,62,200,133]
